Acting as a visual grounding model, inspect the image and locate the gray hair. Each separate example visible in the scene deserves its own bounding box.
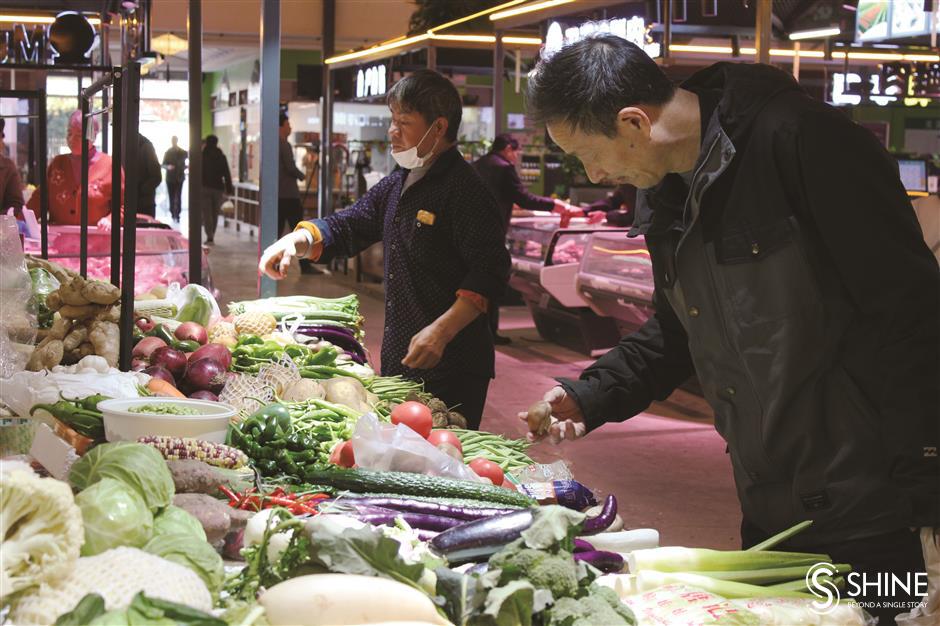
[387,69,462,142]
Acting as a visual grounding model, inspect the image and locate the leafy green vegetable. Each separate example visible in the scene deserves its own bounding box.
[490,542,583,599]
[544,585,635,626]
[305,515,429,594]
[152,506,207,542]
[519,505,585,551]
[54,592,225,626]
[69,442,175,512]
[470,580,536,626]
[143,533,225,600]
[435,567,488,626]
[75,477,153,556]
[28,267,59,329]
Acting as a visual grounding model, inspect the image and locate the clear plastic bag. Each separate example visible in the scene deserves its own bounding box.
[164,282,221,325]
[351,413,483,482]
[896,527,939,626]
[0,215,36,378]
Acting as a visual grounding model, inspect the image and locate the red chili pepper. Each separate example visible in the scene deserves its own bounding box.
[219,485,242,507]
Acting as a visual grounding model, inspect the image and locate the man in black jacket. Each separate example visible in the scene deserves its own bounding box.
[522,36,938,623]
[137,133,162,218]
[201,135,233,243]
[259,70,510,429]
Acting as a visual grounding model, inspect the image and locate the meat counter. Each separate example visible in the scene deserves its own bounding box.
[576,229,654,334]
[506,216,624,355]
[22,225,215,296]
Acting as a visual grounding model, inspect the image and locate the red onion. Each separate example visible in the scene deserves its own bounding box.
[142,365,175,386]
[184,358,227,394]
[175,322,208,345]
[135,317,155,333]
[190,343,232,371]
[131,357,150,372]
[188,389,219,401]
[150,346,188,379]
[132,336,167,359]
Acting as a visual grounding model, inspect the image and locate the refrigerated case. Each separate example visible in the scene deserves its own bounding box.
[22,225,214,296]
[577,230,654,333]
[506,217,622,354]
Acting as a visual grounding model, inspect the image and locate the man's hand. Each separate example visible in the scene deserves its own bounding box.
[259,230,309,280]
[402,322,452,370]
[518,386,587,443]
[96,214,112,232]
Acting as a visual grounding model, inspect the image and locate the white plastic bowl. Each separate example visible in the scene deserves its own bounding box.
[99,398,236,443]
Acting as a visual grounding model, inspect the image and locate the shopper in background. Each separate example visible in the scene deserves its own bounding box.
[587,183,637,226]
[162,135,187,221]
[278,112,305,235]
[260,70,510,429]
[473,133,573,345]
[0,118,25,212]
[27,110,121,228]
[136,132,162,218]
[201,135,233,244]
[520,36,937,624]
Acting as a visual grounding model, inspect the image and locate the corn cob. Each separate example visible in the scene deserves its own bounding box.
[137,436,249,469]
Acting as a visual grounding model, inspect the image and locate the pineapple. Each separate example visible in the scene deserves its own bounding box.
[234,311,277,337]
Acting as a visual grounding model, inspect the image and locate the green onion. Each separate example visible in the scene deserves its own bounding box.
[747,520,814,552]
[628,547,830,574]
[635,571,814,599]
[688,563,851,585]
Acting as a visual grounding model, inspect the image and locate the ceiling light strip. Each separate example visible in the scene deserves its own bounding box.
[490,0,577,22]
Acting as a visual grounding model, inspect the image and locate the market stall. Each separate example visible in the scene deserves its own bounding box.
[0,246,875,624]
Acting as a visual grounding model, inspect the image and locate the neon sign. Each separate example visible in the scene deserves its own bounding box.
[543,16,661,60]
[355,64,387,99]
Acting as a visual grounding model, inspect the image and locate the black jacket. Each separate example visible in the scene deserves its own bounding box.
[137,134,162,211]
[203,146,233,192]
[561,63,939,546]
[316,147,511,382]
[473,152,554,230]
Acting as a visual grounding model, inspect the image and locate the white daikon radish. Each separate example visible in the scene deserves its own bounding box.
[259,574,449,626]
[580,528,660,554]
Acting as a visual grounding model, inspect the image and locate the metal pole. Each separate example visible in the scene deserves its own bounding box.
[37,88,48,259]
[662,0,671,61]
[110,69,123,286]
[319,0,335,220]
[80,95,90,277]
[493,30,504,137]
[119,62,140,371]
[258,0,281,298]
[188,0,203,285]
[427,44,437,71]
[755,0,772,65]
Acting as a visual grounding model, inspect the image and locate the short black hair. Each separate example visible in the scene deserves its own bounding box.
[205,135,219,148]
[526,34,675,137]
[387,69,462,142]
[492,134,518,153]
[279,111,289,127]
[0,118,4,134]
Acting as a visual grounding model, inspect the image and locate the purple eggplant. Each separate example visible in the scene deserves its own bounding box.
[354,511,465,532]
[328,497,516,522]
[574,549,624,573]
[581,495,618,535]
[430,509,534,564]
[573,538,595,553]
[297,326,367,359]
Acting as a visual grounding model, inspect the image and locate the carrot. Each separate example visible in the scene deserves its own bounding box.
[147,378,186,398]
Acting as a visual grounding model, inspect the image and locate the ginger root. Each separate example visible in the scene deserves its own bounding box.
[95,304,120,323]
[59,276,90,306]
[88,320,119,367]
[59,303,102,320]
[81,280,120,305]
[49,316,73,340]
[46,291,63,311]
[62,325,89,351]
[26,337,64,371]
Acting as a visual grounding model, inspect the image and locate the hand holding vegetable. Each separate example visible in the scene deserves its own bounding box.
[518,386,586,443]
[259,231,311,280]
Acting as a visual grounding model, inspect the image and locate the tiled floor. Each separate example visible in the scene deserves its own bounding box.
[167,208,742,550]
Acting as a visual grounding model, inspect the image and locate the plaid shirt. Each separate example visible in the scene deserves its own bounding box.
[315,146,510,382]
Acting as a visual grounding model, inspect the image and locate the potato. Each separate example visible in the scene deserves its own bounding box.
[259,575,449,625]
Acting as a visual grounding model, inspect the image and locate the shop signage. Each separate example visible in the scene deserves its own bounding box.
[355,63,387,100]
[0,11,97,65]
[543,16,661,60]
[855,0,939,42]
[832,63,939,107]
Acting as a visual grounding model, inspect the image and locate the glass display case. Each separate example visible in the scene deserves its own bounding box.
[577,230,654,331]
[23,225,214,296]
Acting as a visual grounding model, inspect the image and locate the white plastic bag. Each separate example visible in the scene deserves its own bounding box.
[896,527,939,626]
[0,215,36,377]
[164,282,221,324]
[351,413,482,482]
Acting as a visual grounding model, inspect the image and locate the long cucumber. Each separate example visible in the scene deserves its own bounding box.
[303,467,536,507]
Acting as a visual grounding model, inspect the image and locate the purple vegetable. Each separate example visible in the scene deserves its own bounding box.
[354,511,466,532]
[143,365,176,386]
[296,326,367,359]
[328,497,516,521]
[188,390,219,401]
[581,495,618,535]
[574,549,624,573]
[184,358,227,394]
[430,509,535,563]
[415,529,439,542]
[295,323,358,338]
[573,538,595,553]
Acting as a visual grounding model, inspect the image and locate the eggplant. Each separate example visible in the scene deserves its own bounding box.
[329,497,516,522]
[355,511,465,532]
[573,549,624,574]
[573,538,595,553]
[296,326,367,358]
[430,509,534,564]
[581,495,618,535]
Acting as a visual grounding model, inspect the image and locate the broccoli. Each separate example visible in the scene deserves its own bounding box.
[490,545,580,600]
[545,585,635,626]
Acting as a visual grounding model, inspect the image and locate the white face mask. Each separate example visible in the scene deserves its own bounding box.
[392,123,439,169]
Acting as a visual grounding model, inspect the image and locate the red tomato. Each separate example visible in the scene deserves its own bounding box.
[468,458,504,485]
[427,430,463,453]
[329,441,356,468]
[391,401,433,439]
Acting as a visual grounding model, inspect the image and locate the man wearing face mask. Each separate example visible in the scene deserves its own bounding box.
[259,70,510,429]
